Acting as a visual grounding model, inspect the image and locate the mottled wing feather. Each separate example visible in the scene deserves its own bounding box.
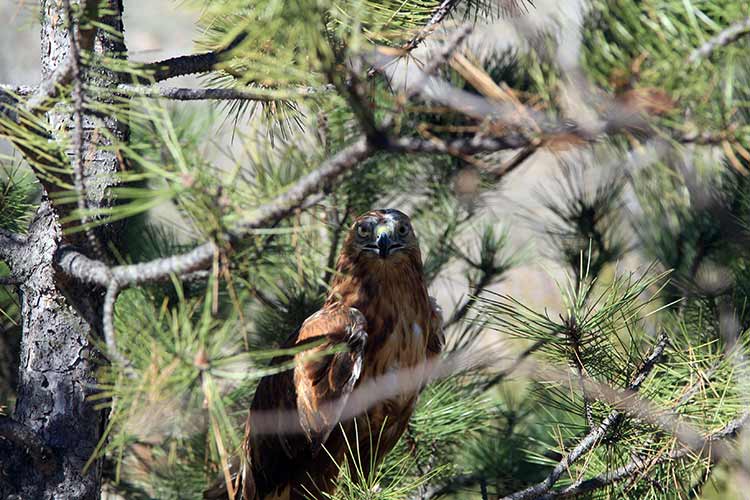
[294,306,367,452]
[246,305,368,499]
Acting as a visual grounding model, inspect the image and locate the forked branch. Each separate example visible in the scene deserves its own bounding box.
[501,331,669,500]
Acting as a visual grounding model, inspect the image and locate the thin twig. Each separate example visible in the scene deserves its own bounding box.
[501,331,669,500]
[402,0,461,54]
[689,17,750,63]
[394,24,474,103]
[102,283,125,366]
[62,0,106,260]
[539,411,750,499]
[366,0,461,79]
[489,146,537,180]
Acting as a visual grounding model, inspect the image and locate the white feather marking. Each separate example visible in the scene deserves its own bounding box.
[412,322,423,337]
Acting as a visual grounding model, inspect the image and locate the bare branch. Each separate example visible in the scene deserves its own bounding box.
[235,136,373,232]
[689,17,750,64]
[540,411,750,499]
[62,0,106,261]
[500,331,669,500]
[387,133,533,155]
[137,33,247,82]
[402,0,461,54]
[4,83,332,103]
[102,283,126,366]
[488,146,537,180]
[385,124,732,160]
[59,135,373,282]
[116,84,325,102]
[55,241,215,289]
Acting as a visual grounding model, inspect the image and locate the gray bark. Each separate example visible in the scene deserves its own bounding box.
[1,1,128,498]
[10,203,105,500]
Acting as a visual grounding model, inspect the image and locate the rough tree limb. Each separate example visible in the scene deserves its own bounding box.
[2,0,130,498]
[58,136,374,286]
[117,84,322,101]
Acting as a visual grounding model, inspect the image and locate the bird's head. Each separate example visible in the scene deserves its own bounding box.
[344,209,420,264]
[330,209,426,302]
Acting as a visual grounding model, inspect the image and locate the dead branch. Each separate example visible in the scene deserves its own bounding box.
[539,411,750,499]
[500,331,669,500]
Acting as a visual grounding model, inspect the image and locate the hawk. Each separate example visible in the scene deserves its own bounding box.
[206,208,443,499]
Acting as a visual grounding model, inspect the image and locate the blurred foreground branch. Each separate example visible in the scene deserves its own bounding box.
[689,16,750,63]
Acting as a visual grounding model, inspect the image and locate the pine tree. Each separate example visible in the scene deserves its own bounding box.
[0,1,749,499]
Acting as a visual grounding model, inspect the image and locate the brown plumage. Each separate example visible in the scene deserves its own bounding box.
[206,209,443,500]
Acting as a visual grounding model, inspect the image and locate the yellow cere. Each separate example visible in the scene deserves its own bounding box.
[375,224,392,238]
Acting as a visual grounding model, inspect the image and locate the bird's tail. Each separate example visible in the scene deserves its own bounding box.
[204,415,257,500]
[202,454,256,500]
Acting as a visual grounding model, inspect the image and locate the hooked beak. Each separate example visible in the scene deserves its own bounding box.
[372,224,404,258]
[376,231,392,258]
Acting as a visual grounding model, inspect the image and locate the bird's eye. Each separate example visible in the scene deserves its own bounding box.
[397,223,410,236]
[357,224,371,238]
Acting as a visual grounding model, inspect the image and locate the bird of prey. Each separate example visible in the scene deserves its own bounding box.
[207,208,443,500]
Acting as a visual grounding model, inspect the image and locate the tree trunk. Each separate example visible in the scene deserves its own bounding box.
[12,204,105,500]
[3,1,128,498]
